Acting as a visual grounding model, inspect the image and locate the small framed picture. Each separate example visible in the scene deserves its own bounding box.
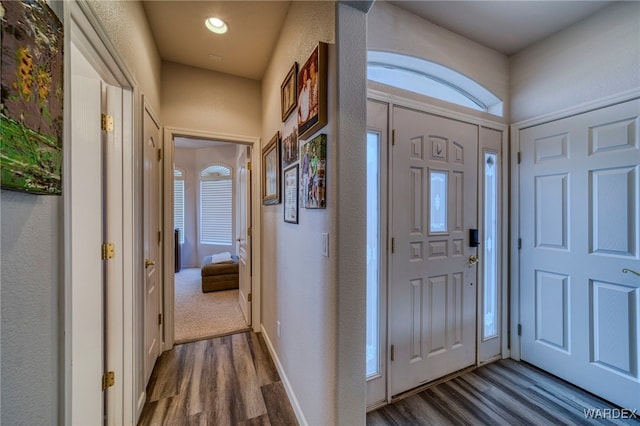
[262,132,281,205]
[300,134,326,209]
[282,127,298,168]
[284,164,299,224]
[281,63,298,122]
[297,42,328,140]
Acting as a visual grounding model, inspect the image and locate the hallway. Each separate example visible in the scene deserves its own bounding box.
[138,332,297,425]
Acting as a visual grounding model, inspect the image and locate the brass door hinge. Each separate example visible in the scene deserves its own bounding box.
[248,293,252,303]
[391,237,396,254]
[392,129,396,146]
[248,227,252,237]
[102,243,115,260]
[158,230,162,244]
[102,371,115,390]
[101,114,114,132]
[157,148,162,162]
[390,345,395,362]
[158,313,162,325]
[247,161,252,171]
[517,152,521,164]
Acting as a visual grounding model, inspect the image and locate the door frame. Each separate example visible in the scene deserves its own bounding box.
[64,1,138,424]
[367,89,509,406]
[162,127,262,348]
[509,88,640,362]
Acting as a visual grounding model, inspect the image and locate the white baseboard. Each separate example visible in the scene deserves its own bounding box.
[260,325,309,426]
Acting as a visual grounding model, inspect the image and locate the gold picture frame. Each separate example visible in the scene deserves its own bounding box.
[297,42,328,140]
[262,132,281,205]
[281,62,298,122]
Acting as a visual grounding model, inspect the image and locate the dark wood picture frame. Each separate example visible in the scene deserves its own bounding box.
[281,62,298,122]
[283,164,299,224]
[262,132,281,205]
[297,42,328,140]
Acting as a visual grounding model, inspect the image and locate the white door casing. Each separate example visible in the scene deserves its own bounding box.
[389,106,478,396]
[520,99,640,411]
[143,102,162,386]
[238,146,252,324]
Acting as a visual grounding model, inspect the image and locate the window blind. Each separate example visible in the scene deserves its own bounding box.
[200,179,232,245]
[174,173,185,244]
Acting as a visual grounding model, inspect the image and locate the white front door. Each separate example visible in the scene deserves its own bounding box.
[143,103,162,385]
[237,147,252,324]
[520,99,640,411]
[389,106,479,396]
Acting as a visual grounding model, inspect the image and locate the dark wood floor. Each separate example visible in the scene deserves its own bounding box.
[368,359,640,426]
[138,332,298,426]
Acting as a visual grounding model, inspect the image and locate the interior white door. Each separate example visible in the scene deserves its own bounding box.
[143,104,162,385]
[520,99,640,411]
[389,106,478,396]
[237,147,252,324]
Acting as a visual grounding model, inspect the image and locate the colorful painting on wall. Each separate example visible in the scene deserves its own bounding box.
[300,134,326,209]
[1,0,64,195]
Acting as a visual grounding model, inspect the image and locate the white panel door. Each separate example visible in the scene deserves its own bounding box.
[390,106,478,396]
[237,147,252,325]
[143,103,162,385]
[520,99,640,411]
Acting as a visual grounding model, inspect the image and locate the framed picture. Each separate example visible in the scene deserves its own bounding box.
[262,132,281,205]
[283,165,299,224]
[282,127,298,168]
[300,134,327,209]
[297,42,328,141]
[281,62,298,122]
[1,0,64,195]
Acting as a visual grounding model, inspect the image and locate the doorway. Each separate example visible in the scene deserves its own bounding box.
[366,97,508,408]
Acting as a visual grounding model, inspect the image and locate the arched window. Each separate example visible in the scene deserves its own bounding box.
[174,168,185,244]
[200,164,233,245]
[368,51,503,116]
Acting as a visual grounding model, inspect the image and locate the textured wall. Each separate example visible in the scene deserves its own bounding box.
[510,2,640,122]
[162,62,262,137]
[260,2,336,424]
[1,191,60,425]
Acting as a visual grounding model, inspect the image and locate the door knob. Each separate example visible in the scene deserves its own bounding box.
[622,268,640,277]
[468,255,479,266]
[145,259,155,268]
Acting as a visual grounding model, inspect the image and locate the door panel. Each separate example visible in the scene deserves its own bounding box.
[520,99,640,411]
[390,106,478,396]
[238,147,251,324]
[143,104,161,386]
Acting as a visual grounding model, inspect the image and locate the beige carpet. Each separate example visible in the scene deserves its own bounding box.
[174,268,249,344]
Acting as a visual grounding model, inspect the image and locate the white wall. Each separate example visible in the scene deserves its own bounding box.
[367,1,510,123]
[175,144,238,268]
[260,2,337,424]
[162,62,262,136]
[510,1,640,123]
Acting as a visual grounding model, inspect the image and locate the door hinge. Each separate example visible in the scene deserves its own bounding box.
[157,148,162,162]
[158,230,162,244]
[517,151,521,164]
[247,161,252,171]
[391,237,396,254]
[518,238,522,250]
[102,371,115,390]
[102,243,115,260]
[158,313,162,325]
[101,114,114,132]
[390,345,395,362]
[517,324,522,336]
[248,293,252,303]
[248,227,252,237]
[392,129,396,146]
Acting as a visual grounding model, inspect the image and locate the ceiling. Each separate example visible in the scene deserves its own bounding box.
[142,1,614,81]
[385,1,613,55]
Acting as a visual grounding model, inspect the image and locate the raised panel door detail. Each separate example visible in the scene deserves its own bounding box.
[452,141,464,165]
[452,272,463,348]
[591,166,637,258]
[427,275,448,356]
[591,280,638,378]
[535,174,568,250]
[410,242,424,262]
[453,171,463,232]
[410,167,424,235]
[428,240,447,259]
[453,239,463,256]
[535,270,569,352]
[430,137,448,162]
[411,136,424,160]
[589,117,638,155]
[535,133,568,163]
[410,279,423,362]
[429,171,448,233]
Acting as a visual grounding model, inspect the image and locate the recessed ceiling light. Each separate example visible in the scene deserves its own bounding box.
[205,17,228,34]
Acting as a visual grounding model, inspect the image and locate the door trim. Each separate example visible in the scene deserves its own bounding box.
[509,88,640,361]
[162,127,262,349]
